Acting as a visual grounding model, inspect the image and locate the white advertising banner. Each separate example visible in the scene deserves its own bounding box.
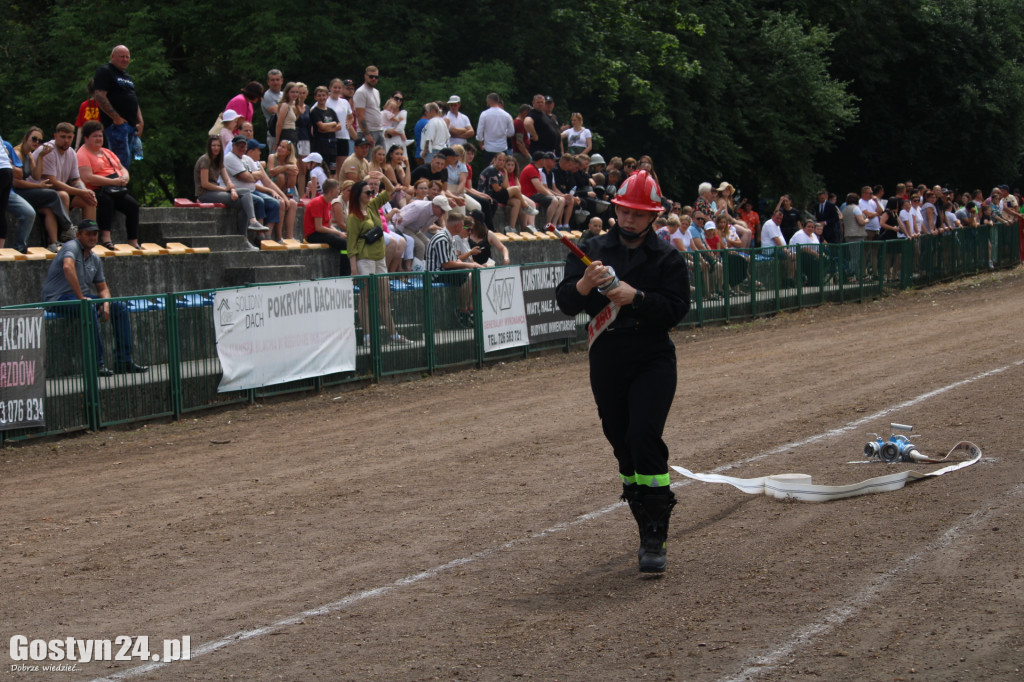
[215,280,356,392]
[479,266,529,353]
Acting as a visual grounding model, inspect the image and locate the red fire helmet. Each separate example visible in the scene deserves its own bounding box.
[611,170,663,212]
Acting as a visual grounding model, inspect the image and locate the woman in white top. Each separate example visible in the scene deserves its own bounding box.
[897,198,917,239]
[561,112,593,155]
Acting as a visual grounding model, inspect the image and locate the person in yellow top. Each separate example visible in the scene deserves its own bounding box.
[346,170,407,344]
[346,170,394,275]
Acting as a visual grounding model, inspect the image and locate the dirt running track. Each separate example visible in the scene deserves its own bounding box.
[3,270,1024,681]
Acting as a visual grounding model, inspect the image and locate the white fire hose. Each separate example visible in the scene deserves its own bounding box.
[671,441,982,503]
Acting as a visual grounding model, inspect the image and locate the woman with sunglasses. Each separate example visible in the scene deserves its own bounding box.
[12,127,74,250]
[347,172,391,276]
[347,171,406,342]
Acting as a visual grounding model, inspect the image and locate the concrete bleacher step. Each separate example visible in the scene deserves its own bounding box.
[167,234,252,252]
[138,220,221,244]
[222,264,311,286]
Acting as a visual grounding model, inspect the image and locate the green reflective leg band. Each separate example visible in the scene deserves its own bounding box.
[620,473,637,485]
[635,472,671,488]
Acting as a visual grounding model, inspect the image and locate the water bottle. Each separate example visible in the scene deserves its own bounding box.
[132,135,144,161]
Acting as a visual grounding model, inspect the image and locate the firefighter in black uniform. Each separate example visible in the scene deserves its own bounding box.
[555,170,690,573]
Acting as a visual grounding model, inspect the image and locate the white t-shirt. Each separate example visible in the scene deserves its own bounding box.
[945,210,959,228]
[910,206,923,235]
[421,117,450,154]
[445,111,472,146]
[669,227,689,251]
[859,197,881,232]
[309,166,328,195]
[326,97,352,140]
[564,127,592,149]
[224,151,255,191]
[898,209,914,238]
[789,229,819,247]
[354,84,382,132]
[760,219,784,248]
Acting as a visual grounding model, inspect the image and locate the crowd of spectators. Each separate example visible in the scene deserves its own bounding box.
[5,52,1024,297]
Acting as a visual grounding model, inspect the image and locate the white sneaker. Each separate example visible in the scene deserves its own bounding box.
[525,225,539,235]
[523,205,540,216]
[247,220,270,232]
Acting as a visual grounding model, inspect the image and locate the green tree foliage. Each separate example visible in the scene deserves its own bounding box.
[2,0,1021,209]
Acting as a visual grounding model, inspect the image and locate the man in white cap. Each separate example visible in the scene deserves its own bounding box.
[395,194,452,264]
[223,134,269,237]
[444,95,474,147]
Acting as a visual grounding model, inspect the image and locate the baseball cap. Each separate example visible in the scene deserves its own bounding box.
[354,134,372,146]
[341,79,354,87]
[231,135,248,145]
[302,152,323,164]
[437,147,457,158]
[221,110,241,122]
[246,139,266,151]
[77,219,100,232]
[447,95,461,104]
[432,195,452,212]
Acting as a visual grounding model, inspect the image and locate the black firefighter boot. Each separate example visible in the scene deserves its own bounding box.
[636,488,677,574]
[621,483,647,560]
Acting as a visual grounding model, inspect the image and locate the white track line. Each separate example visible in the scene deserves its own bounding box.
[722,481,1024,682]
[91,359,1023,681]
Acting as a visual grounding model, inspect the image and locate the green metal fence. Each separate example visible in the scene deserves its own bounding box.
[1,223,1017,444]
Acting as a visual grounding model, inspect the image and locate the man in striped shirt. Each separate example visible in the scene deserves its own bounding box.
[426,213,482,327]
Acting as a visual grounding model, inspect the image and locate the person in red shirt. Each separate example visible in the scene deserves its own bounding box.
[303,178,350,275]
[74,80,100,150]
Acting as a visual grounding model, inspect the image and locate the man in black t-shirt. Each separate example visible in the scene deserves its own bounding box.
[411,149,452,184]
[93,45,142,169]
[524,94,561,156]
[775,194,803,243]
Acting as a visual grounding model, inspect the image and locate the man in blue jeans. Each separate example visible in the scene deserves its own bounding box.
[40,220,147,376]
[93,45,143,169]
